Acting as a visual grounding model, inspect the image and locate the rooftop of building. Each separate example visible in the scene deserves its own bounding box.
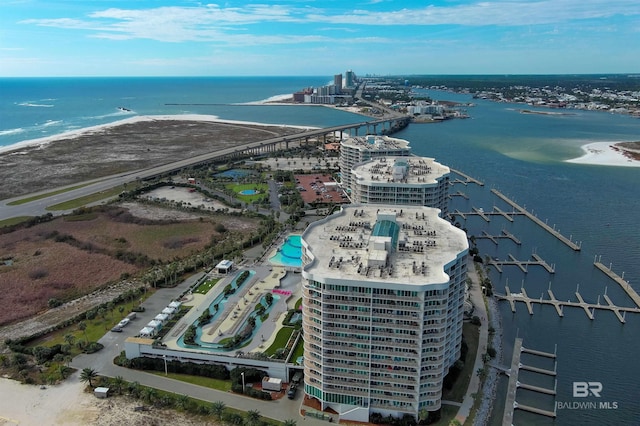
[302,204,468,288]
[340,135,411,152]
[352,156,450,186]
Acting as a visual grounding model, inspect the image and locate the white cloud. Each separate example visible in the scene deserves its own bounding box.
[17,0,640,45]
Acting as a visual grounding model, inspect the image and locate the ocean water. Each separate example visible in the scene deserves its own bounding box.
[0,76,357,149]
[2,78,640,424]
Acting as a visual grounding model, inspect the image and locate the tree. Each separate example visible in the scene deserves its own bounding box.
[265,293,274,306]
[80,368,98,388]
[112,376,125,395]
[225,413,245,426]
[77,321,88,343]
[210,400,226,420]
[141,386,158,404]
[176,394,190,411]
[246,409,261,426]
[64,333,76,347]
[284,420,297,426]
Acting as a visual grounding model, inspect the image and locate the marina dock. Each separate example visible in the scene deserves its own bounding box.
[495,286,640,323]
[475,230,521,246]
[488,253,555,274]
[491,189,581,251]
[450,168,484,186]
[594,261,640,308]
[502,338,557,425]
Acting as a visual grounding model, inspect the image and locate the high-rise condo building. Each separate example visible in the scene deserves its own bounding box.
[301,205,469,422]
[339,135,411,194]
[350,156,451,216]
[345,70,356,88]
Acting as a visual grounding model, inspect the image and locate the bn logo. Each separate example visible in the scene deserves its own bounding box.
[573,382,602,397]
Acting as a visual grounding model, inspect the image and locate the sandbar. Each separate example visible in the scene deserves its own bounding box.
[566,142,640,167]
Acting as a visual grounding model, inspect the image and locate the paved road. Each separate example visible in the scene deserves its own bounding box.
[69,271,325,425]
[0,121,394,221]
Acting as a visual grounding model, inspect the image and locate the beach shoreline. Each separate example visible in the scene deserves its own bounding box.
[0,114,317,156]
[566,141,640,167]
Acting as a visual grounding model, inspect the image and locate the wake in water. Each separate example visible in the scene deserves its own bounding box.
[17,101,54,108]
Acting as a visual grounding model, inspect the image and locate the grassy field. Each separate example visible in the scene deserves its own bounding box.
[7,183,92,206]
[46,185,127,211]
[264,327,295,356]
[152,371,232,392]
[443,322,480,403]
[225,183,268,203]
[194,278,220,294]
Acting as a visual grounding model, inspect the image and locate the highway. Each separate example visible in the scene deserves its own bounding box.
[0,120,399,221]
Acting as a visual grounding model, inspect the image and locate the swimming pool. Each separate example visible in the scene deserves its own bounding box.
[239,189,259,195]
[269,235,302,268]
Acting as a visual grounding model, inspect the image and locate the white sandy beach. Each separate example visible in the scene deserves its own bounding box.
[566,141,640,167]
[0,374,99,425]
[0,373,212,426]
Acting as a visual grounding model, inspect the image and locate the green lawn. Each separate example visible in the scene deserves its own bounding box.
[224,183,268,203]
[0,216,33,228]
[194,278,220,294]
[46,185,127,211]
[290,334,304,365]
[27,293,153,351]
[152,371,232,391]
[263,327,295,356]
[7,183,92,205]
[443,322,480,403]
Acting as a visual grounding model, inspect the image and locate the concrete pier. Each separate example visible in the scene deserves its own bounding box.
[489,253,555,274]
[594,262,640,308]
[502,338,557,425]
[450,191,469,199]
[450,168,484,186]
[492,206,516,222]
[495,288,640,323]
[491,189,581,251]
[518,382,557,395]
[475,230,521,246]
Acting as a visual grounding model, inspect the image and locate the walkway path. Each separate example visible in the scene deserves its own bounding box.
[69,271,319,425]
[454,260,489,424]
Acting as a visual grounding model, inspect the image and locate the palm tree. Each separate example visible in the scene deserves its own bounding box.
[246,409,261,426]
[176,394,190,411]
[77,321,88,343]
[63,333,76,347]
[284,420,297,426]
[141,386,158,404]
[112,376,125,395]
[80,367,98,388]
[210,400,226,420]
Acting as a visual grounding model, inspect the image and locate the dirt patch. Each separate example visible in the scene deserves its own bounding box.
[0,203,258,326]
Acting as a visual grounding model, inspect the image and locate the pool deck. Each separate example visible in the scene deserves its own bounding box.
[162,264,302,354]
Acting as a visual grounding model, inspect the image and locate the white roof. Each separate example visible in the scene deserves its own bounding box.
[147,320,162,328]
[216,259,233,269]
[154,313,169,321]
[162,307,175,314]
[168,301,181,308]
[140,326,155,335]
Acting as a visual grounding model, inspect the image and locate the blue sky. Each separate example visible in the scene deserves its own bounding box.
[1,0,639,76]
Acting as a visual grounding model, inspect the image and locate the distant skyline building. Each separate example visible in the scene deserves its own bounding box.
[345,69,356,88]
[339,135,411,193]
[334,74,343,93]
[301,204,469,422]
[350,156,451,215]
